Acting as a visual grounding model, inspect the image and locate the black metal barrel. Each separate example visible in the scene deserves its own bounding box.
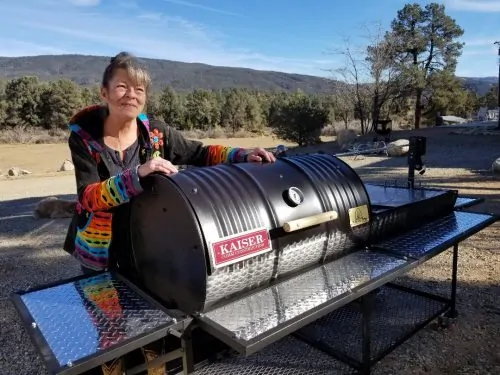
[129,153,372,314]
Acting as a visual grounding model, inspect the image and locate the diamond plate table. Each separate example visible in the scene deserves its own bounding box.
[373,211,496,260]
[12,272,188,375]
[196,251,416,356]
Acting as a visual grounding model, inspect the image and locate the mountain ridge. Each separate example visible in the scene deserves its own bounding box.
[0,54,497,96]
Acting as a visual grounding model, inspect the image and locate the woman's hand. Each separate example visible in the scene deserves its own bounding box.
[138,157,179,177]
[246,148,276,163]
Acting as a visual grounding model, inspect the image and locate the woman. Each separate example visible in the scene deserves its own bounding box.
[63,51,275,375]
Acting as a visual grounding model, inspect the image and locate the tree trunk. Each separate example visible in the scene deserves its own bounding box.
[372,92,379,131]
[414,88,423,129]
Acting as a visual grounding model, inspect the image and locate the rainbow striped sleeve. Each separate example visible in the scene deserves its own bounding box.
[205,145,248,166]
[81,167,143,212]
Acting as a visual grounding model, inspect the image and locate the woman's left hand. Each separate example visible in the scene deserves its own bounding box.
[245,148,276,163]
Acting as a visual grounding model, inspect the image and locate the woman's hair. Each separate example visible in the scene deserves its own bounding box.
[101,51,152,92]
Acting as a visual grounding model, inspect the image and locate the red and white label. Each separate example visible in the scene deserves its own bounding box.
[209,228,272,269]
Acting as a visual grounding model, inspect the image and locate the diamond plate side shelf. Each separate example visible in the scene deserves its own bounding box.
[11,272,188,375]
[373,211,497,260]
[195,251,417,356]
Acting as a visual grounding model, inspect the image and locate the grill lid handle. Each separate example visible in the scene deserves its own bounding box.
[282,210,338,233]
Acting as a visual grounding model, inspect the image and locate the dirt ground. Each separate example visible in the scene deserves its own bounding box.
[0,127,499,375]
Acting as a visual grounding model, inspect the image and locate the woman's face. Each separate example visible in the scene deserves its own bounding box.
[101,68,147,121]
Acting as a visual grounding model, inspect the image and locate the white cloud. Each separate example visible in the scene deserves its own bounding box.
[137,12,164,21]
[463,38,498,47]
[0,38,68,56]
[118,1,138,9]
[445,0,500,12]
[461,37,499,61]
[162,0,242,17]
[69,0,100,6]
[0,2,336,76]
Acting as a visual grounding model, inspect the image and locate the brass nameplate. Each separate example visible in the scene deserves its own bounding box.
[348,205,369,227]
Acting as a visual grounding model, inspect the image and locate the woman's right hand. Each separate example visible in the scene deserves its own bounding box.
[138,157,179,178]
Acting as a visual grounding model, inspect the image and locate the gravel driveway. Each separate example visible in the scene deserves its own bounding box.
[1,126,499,375]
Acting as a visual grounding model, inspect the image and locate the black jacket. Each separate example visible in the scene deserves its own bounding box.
[63,105,249,272]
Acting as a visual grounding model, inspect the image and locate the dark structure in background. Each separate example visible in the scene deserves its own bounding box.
[372,119,392,143]
[11,137,499,375]
[495,41,500,129]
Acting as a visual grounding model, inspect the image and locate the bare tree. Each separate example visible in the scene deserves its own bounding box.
[326,38,372,134]
[326,21,405,135]
[331,88,353,129]
[364,23,406,131]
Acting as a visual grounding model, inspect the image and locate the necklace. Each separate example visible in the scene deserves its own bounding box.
[117,137,123,155]
[103,125,139,161]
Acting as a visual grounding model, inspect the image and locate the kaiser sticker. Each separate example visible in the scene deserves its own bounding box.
[209,228,272,269]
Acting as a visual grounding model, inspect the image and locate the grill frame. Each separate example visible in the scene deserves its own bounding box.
[11,190,498,375]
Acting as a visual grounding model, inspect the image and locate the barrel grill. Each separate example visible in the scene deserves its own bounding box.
[130,154,372,314]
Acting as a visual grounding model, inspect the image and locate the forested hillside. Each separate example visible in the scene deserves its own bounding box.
[0,55,496,96]
[0,55,336,94]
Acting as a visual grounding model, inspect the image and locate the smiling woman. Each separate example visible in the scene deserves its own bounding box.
[100,52,152,161]
[63,51,276,375]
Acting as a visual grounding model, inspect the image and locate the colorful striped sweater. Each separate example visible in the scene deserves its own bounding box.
[63,105,249,271]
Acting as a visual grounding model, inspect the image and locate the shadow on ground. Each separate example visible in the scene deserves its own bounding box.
[0,194,76,238]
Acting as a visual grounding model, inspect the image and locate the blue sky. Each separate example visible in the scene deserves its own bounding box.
[1,0,499,78]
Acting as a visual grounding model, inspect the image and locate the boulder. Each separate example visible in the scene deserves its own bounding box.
[59,159,74,172]
[387,139,410,157]
[8,167,32,176]
[8,167,19,177]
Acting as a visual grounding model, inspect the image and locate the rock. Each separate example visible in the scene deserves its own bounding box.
[387,139,410,157]
[59,159,74,172]
[7,167,32,176]
[336,129,357,151]
[492,158,500,175]
[8,167,20,176]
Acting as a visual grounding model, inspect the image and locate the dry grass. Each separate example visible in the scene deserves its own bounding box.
[0,126,268,145]
[0,116,431,146]
[0,135,333,176]
[0,123,342,145]
[0,126,68,144]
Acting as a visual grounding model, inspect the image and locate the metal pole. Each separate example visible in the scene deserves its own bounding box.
[495,41,500,129]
